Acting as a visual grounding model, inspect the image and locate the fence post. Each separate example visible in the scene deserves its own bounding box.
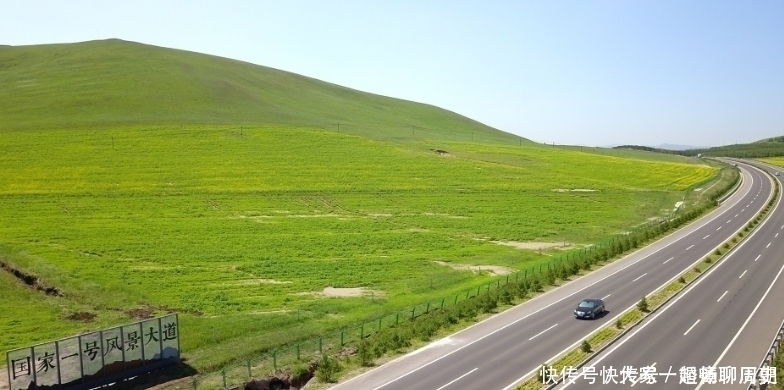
[441,298,445,310]
[319,337,323,354]
[222,369,227,388]
[297,343,300,361]
[412,307,416,319]
[396,312,399,326]
[246,359,251,379]
[426,302,431,314]
[455,294,459,305]
[506,275,509,284]
[340,331,344,347]
[360,324,364,340]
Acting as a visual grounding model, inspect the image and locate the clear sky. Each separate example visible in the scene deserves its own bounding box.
[2,1,783,147]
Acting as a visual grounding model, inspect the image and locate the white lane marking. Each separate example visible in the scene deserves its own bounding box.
[434,368,478,390]
[717,291,728,302]
[663,257,674,264]
[602,294,612,300]
[695,263,784,390]
[736,214,739,218]
[684,319,701,336]
[742,208,745,212]
[755,255,761,262]
[703,235,711,239]
[777,233,780,238]
[686,245,695,250]
[767,242,771,248]
[727,220,732,224]
[632,273,648,282]
[716,226,722,231]
[529,324,558,341]
[739,270,747,279]
[781,225,783,229]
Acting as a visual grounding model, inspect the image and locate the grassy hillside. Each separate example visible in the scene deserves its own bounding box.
[0,126,717,369]
[0,39,518,144]
[0,40,720,371]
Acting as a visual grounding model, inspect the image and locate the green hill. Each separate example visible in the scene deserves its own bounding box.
[0,39,520,143]
[678,136,784,158]
[0,39,723,374]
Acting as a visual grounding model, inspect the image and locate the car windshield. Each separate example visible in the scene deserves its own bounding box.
[578,301,595,308]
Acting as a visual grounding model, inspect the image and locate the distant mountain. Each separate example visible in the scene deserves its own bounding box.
[677,136,784,158]
[652,143,701,151]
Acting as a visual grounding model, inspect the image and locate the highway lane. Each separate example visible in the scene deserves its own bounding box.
[556,161,782,390]
[331,163,771,390]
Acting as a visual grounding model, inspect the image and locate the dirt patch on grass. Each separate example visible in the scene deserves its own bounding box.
[492,240,574,250]
[126,307,156,320]
[0,259,63,296]
[66,312,96,322]
[216,279,292,286]
[297,287,385,298]
[433,261,514,275]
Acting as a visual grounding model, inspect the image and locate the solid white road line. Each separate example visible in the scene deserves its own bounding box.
[529,324,558,341]
[632,273,648,282]
[602,294,611,300]
[686,245,695,250]
[717,291,728,302]
[684,319,701,336]
[739,270,747,279]
[434,368,478,390]
[755,255,761,262]
[695,263,784,390]
[663,257,674,264]
[703,235,711,239]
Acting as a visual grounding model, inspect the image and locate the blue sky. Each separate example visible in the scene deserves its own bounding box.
[2,1,783,147]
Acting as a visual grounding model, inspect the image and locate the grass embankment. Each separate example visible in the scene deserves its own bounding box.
[0,125,719,372]
[516,167,774,390]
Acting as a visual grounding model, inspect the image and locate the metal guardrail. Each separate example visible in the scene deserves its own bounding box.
[748,317,784,390]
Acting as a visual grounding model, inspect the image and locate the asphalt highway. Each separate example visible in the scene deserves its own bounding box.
[330,163,772,390]
[555,161,784,390]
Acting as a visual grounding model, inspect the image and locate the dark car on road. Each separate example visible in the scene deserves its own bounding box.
[574,298,605,319]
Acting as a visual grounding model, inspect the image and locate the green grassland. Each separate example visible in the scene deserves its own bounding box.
[0,39,719,371]
[760,157,784,167]
[0,126,717,369]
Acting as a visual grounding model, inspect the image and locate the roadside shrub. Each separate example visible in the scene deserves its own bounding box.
[678,276,686,284]
[581,340,592,353]
[694,267,701,273]
[315,355,341,383]
[637,296,649,312]
[615,318,623,329]
[530,278,542,292]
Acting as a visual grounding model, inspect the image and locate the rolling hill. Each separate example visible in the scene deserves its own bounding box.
[0,39,520,143]
[0,39,722,373]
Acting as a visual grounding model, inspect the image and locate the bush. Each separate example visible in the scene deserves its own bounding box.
[315,355,341,383]
[500,289,514,305]
[637,296,649,312]
[678,276,686,284]
[531,278,542,292]
[581,339,592,353]
[704,257,712,264]
[694,267,701,273]
[358,340,373,366]
[615,318,623,329]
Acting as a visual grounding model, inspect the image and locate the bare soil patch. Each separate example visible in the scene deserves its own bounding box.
[0,259,63,296]
[433,261,513,276]
[491,240,575,251]
[297,287,385,298]
[66,312,96,322]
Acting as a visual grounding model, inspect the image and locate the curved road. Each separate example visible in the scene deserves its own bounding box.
[331,163,772,390]
[556,160,784,390]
